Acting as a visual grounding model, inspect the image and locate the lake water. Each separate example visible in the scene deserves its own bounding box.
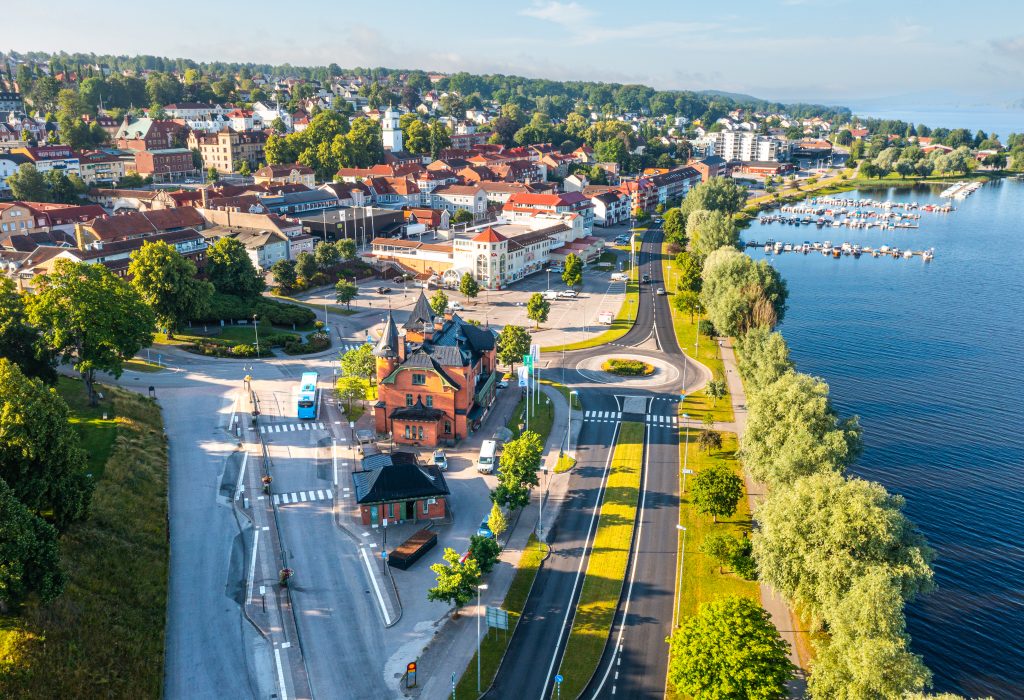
[744,180,1024,697]
[850,106,1024,139]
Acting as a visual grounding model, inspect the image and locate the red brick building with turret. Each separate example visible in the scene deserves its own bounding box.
[372,291,498,447]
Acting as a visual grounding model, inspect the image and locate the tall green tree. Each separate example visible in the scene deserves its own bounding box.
[752,471,934,628]
[27,260,154,405]
[743,370,860,487]
[562,253,583,289]
[0,278,56,382]
[497,324,531,371]
[735,326,793,393]
[451,209,474,225]
[340,343,375,380]
[128,241,213,335]
[334,279,358,310]
[673,290,704,323]
[700,247,787,337]
[687,209,739,258]
[492,430,543,510]
[0,476,65,606]
[679,177,748,218]
[667,596,794,700]
[674,251,704,293]
[427,547,482,617]
[429,289,449,316]
[526,293,550,329]
[468,534,501,574]
[691,463,743,522]
[295,251,317,282]
[335,238,357,261]
[0,359,93,532]
[487,502,509,539]
[314,241,340,271]
[6,163,49,202]
[662,208,687,247]
[205,237,265,298]
[270,259,298,291]
[459,272,480,299]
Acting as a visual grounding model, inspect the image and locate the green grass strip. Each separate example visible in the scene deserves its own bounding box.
[554,421,645,698]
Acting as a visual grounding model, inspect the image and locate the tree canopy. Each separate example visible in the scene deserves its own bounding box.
[497,324,531,371]
[27,260,154,404]
[691,463,743,522]
[735,326,793,393]
[205,237,265,299]
[0,476,65,606]
[700,247,787,338]
[340,343,375,380]
[427,547,482,614]
[668,596,794,700]
[562,253,583,289]
[128,241,213,334]
[679,177,748,219]
[459,272,480,299]
[752,471,934,628]
[687,209,740,258]
[0,277,56,382]
[492,430,543,510]
[526,293,550,328]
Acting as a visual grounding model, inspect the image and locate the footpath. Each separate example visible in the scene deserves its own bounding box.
[406,383,582,699]
[718,338,808,694]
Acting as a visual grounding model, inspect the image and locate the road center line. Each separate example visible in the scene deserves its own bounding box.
[360,546,392,625]
[235,451,248,498]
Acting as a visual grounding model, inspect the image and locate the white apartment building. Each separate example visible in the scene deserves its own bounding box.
[712,132,789,162]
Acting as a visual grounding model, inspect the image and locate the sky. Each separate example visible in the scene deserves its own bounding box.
[6,0,1024,109]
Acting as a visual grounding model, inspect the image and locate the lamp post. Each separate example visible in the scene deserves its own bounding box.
[477,583,489,692]
[539,465,548,537]
[674,524,687,626]
[253,314,260,357]
[682,413,690,492]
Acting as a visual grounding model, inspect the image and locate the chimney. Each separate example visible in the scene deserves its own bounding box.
[201,187,208,209]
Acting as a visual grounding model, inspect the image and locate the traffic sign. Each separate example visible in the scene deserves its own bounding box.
[523,353,533,369]
[555,675,563,683]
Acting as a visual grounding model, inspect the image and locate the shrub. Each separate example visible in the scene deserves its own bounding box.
[698,319,718,338]
[231,344,258,357]
[601,358,654,376]
[256,299,317,327]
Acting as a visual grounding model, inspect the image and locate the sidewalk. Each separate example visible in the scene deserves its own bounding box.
[719,338,807,693]
[405,383,581,698]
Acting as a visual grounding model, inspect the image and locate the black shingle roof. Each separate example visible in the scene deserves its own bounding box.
[353,452,449,504]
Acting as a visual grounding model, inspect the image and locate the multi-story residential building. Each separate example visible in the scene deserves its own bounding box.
[688,155,728,182]
[11,145,80,176]
[114,116,185,151]
[76,150,126,186]
[372,294,498,447]
[503,191,594,235]
[588,189,631,226]
[201,225,290,272]
[0,91,25,114]
[187,128,268,174]
[431,185,488,221]
[648,167,702,206]
[0,153,31,194]
[133,148,199,183]
[253,164,316,188]
[252,102,291,130]
[162,103,227,120]
[712,131,789,162]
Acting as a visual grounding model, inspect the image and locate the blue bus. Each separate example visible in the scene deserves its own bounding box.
[297,371,319,419]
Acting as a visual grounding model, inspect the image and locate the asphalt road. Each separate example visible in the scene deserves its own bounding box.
[490,224,699,699]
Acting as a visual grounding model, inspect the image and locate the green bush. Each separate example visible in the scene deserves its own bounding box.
[282,331,330,355]
[255,298,316,327]
[231,344,258,357]
[261,332,300,347]
[601,358,654,376]
[698,319,718,338]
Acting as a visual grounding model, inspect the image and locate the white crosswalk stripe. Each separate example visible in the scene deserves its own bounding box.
[274,489,333,506]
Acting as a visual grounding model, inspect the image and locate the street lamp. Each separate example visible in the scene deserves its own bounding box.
[477,583,489,692]
[539,465,548,537]
[674,524,687,626]
[681,413,691,493]
[253,314,260,357]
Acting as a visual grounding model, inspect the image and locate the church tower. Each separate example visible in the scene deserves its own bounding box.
[382,104,402,152]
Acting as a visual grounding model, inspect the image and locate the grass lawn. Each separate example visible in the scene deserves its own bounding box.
[661,255,735,424]
[554,454,576,473]
[455,534,549,698]
[507,391,555,442]
[541,272,639,353]
[123,358,165,373]
[155,321,299,348]
[555,421,645,699]
[666,430,759,700]
[0,379,168,698]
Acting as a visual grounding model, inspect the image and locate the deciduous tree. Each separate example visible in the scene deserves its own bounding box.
[492,430,543,510]
[562,253,583,289]
[691,463,742,522]
[487,502,509,539]
[468,534,501,574]
[429,289,449,316]
[340,343,375,380]
[735,326,793,393]
[335,238,357,261]
[0,359,92,531]
[6,163,49,202]
[667,596,794,700]
[497,324,531,372]
[526,293,550,329]
[427,547,482,616]
[0,278,56,382]
[459,272,480,299]
[679,177,747,219]
[205,237,265,298]
[27,260,154,405]
[334,279,358,310]
[700,247,787,337]
[295,251,318,282]
[0,477,65,606]
[128,241,213,335]
[270,259,298,291]
[752,471,934,628]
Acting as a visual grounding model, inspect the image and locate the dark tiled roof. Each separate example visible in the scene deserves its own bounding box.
[353,451,449,504]
[374,310,400,359]
[403,289,436,330]
[390,397,446,422]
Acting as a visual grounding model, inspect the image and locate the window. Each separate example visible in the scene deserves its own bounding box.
[404,425,411,439]
[426,396,433,408]
[444,421,451,435]
[406,394,413,407]
[423,500,430,514]
[418,426,424,440]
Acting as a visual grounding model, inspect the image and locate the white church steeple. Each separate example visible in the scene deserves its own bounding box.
[382,104,402,152]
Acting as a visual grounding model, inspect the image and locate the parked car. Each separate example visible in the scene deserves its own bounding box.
[477,517,494,539]
[558,289,578,298]
[446,302,464,312]
[656,287,666,296]
[377,286,391,294]
[542,289,559,301]
[432,449,448,471]
[549,265,564,274]
[498,379,509,389]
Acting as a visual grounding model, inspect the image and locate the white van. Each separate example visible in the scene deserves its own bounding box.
[542,289,559,301]
[477,440,498,474]
[610,272,627,282]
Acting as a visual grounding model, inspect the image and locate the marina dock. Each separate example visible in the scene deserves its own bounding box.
[745,239,935,261]
[939,181,982,199]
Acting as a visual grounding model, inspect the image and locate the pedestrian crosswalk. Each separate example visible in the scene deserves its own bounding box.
[273,489,333,505]
[584,410,622,422]
[259,422,326,434]
[645,415,679,426]
[338,343,367,353]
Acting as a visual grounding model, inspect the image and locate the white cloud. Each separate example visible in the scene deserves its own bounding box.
[520,1,594,26]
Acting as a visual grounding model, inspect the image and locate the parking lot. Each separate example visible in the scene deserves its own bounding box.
[327,222,637,348]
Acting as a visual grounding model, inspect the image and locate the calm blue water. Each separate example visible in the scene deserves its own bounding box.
[744,181,1024,697]
[851,106,1024,139]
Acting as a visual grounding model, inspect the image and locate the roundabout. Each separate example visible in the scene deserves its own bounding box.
[573,351,683,388]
